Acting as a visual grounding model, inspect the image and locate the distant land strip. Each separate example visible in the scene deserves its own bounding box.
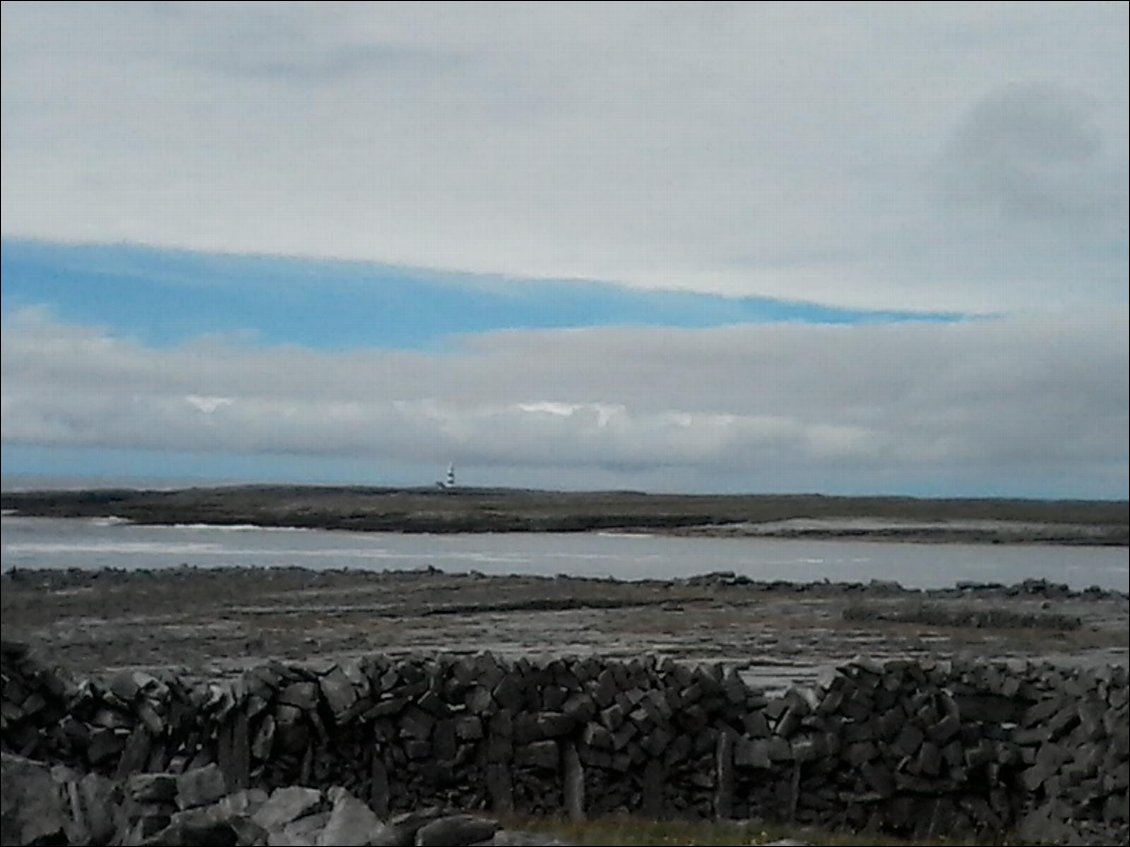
[2,486,1126,546]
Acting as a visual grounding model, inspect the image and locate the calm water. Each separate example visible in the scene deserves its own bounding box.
[2,515,1127,592]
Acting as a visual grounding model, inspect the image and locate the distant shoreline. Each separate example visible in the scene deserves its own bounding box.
[2,485,1126,546]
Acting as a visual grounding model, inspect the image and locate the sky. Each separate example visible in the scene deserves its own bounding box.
[1,2,1127,498]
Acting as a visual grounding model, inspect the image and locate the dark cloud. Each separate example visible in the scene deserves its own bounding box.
[942,82,1121,221]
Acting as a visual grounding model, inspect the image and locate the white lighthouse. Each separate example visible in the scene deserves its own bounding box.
[437,463,456,490]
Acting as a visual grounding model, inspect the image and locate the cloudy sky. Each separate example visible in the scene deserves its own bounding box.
[1,2,1127,498]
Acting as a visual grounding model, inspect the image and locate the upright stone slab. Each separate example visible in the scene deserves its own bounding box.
[563,742,585,821]
[487,763,514,814]
[639,758,664,819]
[715,732,734,820]
[115,725,152,779]
[217,710,250,791]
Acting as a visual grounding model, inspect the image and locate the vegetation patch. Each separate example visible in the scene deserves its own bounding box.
[843,602,1081,631]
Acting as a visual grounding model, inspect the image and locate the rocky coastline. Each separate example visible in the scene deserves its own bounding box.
[3,486,1126,545]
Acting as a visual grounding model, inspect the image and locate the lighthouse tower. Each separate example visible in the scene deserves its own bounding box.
[437,463,456,490]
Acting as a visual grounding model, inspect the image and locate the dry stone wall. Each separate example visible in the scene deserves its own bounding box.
[2,640,1126,845]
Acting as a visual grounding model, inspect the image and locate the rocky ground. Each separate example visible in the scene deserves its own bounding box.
[2,753,578,846]
[2,567,1126,693]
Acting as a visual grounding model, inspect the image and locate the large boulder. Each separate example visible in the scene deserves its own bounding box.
[1,753,69,845]
[414,815,499,846]
[316,787,382,846]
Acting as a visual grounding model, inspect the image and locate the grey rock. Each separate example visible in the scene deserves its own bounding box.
[315,787,382,847]
[401,705,436,739]
[371,807,447,847]
[492,676,524,712]
[433,719,458,760]
[275,704,304,726]
[454,715,483,741]
[1015,803,1082,847]
[176,763,228,810]
[88,726,128,764]
[916,740,942,776]
[251,786,325,831]
[215,789,270,820]
[486,764,514,815]
[116,725,155,780]
[415,815,499,846]
[734,737,771,769]
[230,817,272,846]
[861,760,894,797]
[464,686,493,715]
[767,736,792,762]
[562,744,585,822]
[790,737,818,763]
[743,710,770,738]
[130,772,180,803]
[64,770,123,846]
[535,711,574,738]
[110,669,143,702]
[561,692,596,723]
[639,726,672,757]
[252,715,277,760]
[516,740,559,769]
[319,666,359,720]
[142,818,247,846]
[581,722,613,750]
[137,700,167,736]
[279,682,320,711]
[0,753,68,846]
[143,795,270,847]
[894,723,924,757]
[270,810,330,847]
[418,690,451,719]
[927,712,961,744]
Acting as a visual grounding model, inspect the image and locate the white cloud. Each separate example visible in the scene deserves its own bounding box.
[1,2,1126,313]
[2,308,1126,497]
[185,395,234,414]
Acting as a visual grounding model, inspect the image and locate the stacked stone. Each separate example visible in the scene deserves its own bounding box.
[724,657,1130,844]
[729,657,1031,839]
[567,658,762,820]
[1013,664,1130,845]
[4,641,1128,845]
[0,640,73,761]
[1,639,223,777]
[365,653,495,815]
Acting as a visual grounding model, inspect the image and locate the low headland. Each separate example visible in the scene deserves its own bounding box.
[2,485,1127,545]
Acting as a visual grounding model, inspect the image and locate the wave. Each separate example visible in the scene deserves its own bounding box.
[169,523,311,532]
[0,542,531,565]
[4,541,223,555]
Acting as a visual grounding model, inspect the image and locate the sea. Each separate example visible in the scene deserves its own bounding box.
[2,513,1127,592]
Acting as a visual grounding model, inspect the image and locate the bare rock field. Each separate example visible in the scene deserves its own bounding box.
[2,566,1125,694]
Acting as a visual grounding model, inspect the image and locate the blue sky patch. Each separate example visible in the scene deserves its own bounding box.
[1,239,962,350]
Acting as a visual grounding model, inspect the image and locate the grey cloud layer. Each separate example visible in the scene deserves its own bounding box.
[3,310,1126,496]
[2,3,1126,312]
